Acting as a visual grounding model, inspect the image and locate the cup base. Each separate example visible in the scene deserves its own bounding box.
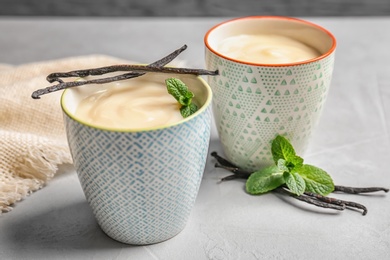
[99,221,187,245]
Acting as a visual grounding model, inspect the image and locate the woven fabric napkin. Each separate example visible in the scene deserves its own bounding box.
[0,55,129,213]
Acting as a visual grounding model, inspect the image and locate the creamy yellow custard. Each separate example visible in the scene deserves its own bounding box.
[217,34,320,64]
[75,80,183,130]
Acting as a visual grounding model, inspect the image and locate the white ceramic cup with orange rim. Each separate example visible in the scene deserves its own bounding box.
[205,16,336,171]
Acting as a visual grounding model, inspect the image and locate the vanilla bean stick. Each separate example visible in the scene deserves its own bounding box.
[33,67,217,99]
[211,151,241,168]
[148,44,188,68]
[47,65,217,81]
[32,72,141,99]
[303,191,345,206]
[304,191,368,215]
[342,201,368,215]
[334,185,389,194]
[214,164,252,181]
[47,45,188,83]
[211,151,251,180]
[32,45,218,99]
[211,152,251,180]
[275,187,346,211]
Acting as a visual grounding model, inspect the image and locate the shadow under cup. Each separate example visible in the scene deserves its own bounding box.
[205,16,336,171]
[61,73,212,245]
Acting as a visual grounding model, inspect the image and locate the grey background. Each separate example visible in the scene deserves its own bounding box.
[0,0,390,16]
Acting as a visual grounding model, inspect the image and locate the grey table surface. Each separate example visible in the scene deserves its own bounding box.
[0,17,389,260]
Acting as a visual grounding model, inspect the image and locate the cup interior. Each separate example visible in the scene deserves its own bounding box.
[61,73,212,132]
[205,16,336,66]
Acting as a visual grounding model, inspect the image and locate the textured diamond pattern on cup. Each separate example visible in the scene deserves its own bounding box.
[65,107,211,244]
[206,51,334,171]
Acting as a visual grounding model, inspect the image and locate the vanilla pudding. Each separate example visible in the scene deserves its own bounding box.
[217,34,320,64]
[74,79,183,130]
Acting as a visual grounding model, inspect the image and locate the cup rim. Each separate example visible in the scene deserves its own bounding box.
[60,75,212,133]
[204,16,337,67]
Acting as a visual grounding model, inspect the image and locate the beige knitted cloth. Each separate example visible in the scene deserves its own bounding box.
[0,55,129,213]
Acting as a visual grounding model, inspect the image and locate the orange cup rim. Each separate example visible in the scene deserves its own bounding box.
[204,16,337,67]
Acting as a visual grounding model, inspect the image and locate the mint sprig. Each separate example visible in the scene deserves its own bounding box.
[246,166,284,195]
[246,135,335,196]
[165,78,198,118]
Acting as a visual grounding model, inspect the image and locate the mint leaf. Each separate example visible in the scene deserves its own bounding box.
[271,135,303,169]
[166,78,192,106]
[246,166,285,195]
[289,155,304,168]
[283,171,306,196]
[180,103,198,118]
[277,159,289,172]
[178,91,194,107]
[165,77,198,118]
[297,164,335,196]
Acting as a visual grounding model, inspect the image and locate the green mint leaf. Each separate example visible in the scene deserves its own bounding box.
[271,135,304,168]
[185,90,194,99]
[180,103,198,118]
[166,78,191,106]
[179,91,194,107]
[277,159,289,172]
[283,171,306,196]
[165,77,198,118]
[297,164,335,196]
[271,135,297,163]
[289,155,304,168]
[246,166,285,195]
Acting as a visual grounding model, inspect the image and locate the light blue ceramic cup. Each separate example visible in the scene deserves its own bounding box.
[61,73,212,245]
